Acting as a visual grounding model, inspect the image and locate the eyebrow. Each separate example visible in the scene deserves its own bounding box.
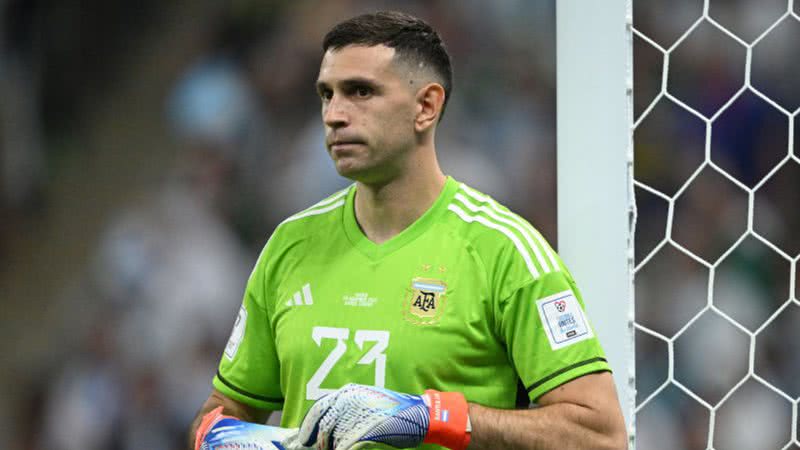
[315,77,381,93]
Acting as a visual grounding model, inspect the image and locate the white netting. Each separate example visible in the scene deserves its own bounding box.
[633,0,800,449]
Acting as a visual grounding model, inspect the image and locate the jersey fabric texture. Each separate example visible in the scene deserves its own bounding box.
[213,176,611,449]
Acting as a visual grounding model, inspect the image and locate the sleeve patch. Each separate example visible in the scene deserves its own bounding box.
[224,305,248,360]
[536,290,593,350]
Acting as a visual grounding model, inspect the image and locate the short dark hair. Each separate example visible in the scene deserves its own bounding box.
[322,11,453,119]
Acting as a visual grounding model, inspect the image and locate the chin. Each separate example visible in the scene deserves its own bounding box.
[336,166,386,185]
[334,163,364,181]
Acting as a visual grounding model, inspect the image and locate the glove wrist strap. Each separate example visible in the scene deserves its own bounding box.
[195,406,236,450]
[423,390,471,450]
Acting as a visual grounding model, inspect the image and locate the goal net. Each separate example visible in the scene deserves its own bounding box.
[633,1,800,449]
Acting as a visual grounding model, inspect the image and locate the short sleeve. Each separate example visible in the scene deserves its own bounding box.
[213,243,284,410]
[499,268,611,402]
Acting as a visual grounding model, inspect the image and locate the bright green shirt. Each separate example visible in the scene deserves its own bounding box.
[213,176,610,447]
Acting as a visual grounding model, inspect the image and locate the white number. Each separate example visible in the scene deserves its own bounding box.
[355,330,390,389]
[306,327,390,400]
[306,327,349,400]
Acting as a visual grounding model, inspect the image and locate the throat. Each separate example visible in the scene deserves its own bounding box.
[353,173,446,245]
[355,195,423,244]
[364,226,403,245]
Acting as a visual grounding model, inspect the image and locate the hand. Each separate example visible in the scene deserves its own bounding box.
[297,384,470,450]
[195,406,303,450]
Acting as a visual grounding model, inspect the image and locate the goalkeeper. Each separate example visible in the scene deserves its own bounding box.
[189,10,627,450]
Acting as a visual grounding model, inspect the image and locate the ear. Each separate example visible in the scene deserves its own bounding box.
[414,83,446,133]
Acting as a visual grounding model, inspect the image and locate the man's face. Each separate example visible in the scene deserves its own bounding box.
[316,45,418,183]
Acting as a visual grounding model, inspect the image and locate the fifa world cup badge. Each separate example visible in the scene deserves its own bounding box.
[404,278,447,325]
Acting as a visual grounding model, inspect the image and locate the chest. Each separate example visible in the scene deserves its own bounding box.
[270,234,503,396]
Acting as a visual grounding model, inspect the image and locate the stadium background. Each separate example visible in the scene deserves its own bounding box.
[0,1,796,449]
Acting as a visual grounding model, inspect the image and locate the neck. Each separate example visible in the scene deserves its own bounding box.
[353,148,446,244]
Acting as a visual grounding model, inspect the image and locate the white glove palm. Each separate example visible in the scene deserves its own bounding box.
[297,384,430,450]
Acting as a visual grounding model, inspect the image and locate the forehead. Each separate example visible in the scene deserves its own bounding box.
[317,45,401,83]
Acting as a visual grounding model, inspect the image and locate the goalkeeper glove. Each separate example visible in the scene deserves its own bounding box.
[195,406,304,450]
[297,384,471,450]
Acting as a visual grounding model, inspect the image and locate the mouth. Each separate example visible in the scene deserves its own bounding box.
[329,141,365,153]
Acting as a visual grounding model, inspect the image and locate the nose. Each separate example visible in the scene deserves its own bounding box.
[322,95,349,129]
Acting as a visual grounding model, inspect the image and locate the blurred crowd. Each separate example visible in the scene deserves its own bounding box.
[2,1,555,449]
[0,0,797,449]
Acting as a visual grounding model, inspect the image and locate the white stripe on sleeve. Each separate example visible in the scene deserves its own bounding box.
[447,204,540,280]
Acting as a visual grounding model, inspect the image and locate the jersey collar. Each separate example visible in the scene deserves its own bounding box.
[343,176,459,260]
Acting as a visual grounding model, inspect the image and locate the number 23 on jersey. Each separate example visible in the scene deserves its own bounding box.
[306,326,390,400]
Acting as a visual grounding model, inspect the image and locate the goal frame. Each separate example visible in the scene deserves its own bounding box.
[556,0,635,445]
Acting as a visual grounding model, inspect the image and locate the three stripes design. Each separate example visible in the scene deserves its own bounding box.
[448,183,560,280]
[286,283,314,306]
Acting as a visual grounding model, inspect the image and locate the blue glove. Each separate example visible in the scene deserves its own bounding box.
[297,384,471,450]
[195,406,303,450]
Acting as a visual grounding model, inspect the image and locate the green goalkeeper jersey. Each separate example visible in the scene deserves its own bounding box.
[213,176,610,448]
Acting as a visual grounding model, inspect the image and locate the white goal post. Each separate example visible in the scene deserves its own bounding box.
[555,0,636,446]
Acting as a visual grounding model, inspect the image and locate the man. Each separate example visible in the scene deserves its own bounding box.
[189,11,627,450]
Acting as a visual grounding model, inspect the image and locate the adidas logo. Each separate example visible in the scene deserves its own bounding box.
[286,283,313,306]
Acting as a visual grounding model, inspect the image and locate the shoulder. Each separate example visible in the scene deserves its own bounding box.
[271,185,352,241]
[253,186,351,270]
[443,181,561,285]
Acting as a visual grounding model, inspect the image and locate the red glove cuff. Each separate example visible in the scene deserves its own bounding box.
[423,390,471,450]
[195,406,235,450]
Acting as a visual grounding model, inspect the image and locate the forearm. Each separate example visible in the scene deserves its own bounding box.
[467,402,627,450]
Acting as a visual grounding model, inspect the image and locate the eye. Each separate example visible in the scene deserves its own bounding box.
[319,88,333,101]
[355,86,372,98]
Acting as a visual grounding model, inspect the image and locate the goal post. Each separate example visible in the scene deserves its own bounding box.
[555,0,635,445]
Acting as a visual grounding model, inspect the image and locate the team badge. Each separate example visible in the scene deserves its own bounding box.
[404,278,447,325]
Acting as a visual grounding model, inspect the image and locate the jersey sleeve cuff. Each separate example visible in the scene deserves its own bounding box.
[525,357,611,402]
[213,371,284,410]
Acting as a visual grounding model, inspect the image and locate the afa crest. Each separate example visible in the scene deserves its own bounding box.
[404,278,447,325]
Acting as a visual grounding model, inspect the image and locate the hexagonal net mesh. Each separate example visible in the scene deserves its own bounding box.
[633,0,800,449]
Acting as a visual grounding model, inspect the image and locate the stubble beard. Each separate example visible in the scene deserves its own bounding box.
[332,148,406,186]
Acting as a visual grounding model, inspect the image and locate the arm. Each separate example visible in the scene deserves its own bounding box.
[296,374,626,450]
[187,388,272,450]
[467,372,627,450]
